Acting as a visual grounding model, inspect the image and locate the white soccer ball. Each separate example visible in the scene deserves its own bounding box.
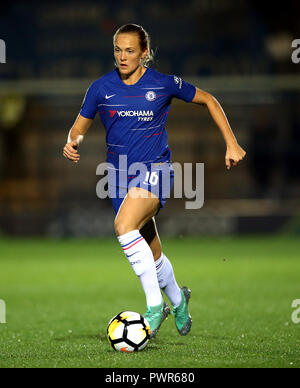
[107,311,151,352]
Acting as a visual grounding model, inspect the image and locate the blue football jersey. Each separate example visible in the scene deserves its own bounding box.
[80,67,196,169]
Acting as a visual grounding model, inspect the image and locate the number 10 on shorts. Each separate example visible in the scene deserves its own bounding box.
[143,171,159,186]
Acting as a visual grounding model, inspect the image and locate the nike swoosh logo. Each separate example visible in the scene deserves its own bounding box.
[105,94,116,99]
[126,251,140,258]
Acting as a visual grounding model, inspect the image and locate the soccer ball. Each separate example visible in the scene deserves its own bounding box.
[107,311,151,352]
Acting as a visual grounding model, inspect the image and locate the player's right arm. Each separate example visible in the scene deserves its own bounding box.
[63,114,93,163]
[63,79,100,163]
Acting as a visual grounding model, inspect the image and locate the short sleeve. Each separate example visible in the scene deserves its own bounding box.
[167,75,196,103]
[79,81,99,119]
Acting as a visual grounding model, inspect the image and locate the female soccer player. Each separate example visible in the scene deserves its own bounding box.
[63,24,246,338]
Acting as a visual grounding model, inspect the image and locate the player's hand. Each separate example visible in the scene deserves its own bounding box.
[225,143,246,170]
[63,141,80,163]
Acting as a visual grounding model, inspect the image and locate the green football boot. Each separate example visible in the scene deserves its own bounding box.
[144,300,171,339]
[172,287,192,336]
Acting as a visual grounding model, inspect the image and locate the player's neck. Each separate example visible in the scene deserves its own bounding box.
[120,66,147,85]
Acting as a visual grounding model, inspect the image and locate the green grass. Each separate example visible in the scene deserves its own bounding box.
[0,236,300,368]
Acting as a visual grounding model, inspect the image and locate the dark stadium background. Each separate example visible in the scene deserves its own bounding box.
[1,0,300,370]
[0,0,299,239]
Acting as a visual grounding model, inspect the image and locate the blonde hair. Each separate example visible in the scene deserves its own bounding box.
[113,24,154,66]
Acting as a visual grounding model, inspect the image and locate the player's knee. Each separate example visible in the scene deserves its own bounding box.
[114,217,136,236]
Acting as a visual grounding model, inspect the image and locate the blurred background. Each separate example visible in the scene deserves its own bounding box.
[0,0,299,238]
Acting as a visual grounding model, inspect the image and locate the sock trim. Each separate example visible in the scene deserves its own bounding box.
[155,253,164,272]
[122,236,144,250]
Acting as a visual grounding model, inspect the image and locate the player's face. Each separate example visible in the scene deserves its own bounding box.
[114,33,147,76]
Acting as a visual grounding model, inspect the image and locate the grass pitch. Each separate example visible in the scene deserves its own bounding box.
[0,236,300,368]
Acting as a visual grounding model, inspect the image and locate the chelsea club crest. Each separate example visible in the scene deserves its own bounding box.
[145,91,157,102]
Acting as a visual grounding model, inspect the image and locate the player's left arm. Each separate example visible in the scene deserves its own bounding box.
[191,87,246,170]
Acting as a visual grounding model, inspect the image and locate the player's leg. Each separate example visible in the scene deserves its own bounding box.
[141,218,181,305]
[140,218,192,335]
[114,187,170,338]
[140,217,162,260]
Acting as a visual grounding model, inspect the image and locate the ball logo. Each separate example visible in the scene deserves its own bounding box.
[145,91,157,101]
